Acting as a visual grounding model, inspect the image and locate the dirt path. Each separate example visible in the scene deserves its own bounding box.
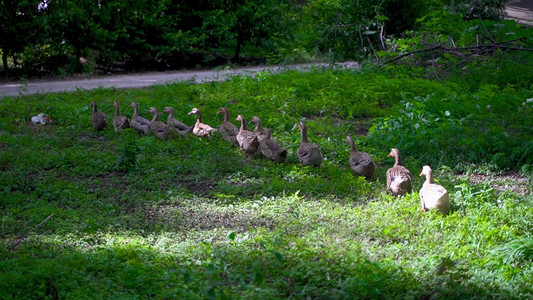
[0,62,358,97]
[1,2,531,98]
[506,0,533,26]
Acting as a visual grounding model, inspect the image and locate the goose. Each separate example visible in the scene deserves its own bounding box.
[162,106,193,137]
[216,107,239,146]
[129,102,151,134]
[91,102,108,131]
[419,166,450,214]
[249,116,268,142]
[187,107,217,138]
[345,135,375,179]
[162,106,190,131]
[297,121,323,167]
[259,128,287,163]
[148,107,170,140]
[112,101,129,133]
[235,114,259,155]
[386,148,413,196]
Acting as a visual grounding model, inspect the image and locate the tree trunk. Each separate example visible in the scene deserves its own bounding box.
[2,49,8,75]
[75,44,83,72]
[234,26,243,62]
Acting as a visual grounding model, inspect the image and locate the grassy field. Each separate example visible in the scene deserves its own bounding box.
[1,66,532,299]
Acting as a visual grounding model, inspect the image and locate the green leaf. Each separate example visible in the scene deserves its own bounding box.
[376,15,389,21]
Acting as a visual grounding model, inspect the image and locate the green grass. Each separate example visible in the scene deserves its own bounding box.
[0,66,532,299]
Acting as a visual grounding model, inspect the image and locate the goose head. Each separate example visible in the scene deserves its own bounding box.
[188,107,200,116]
[216,107,228,115]
[420,165,432,177]
[387,148,400,158]
[387,148,403,166]
[345,135,354,144]
[249,116,260,125]
[162,106,173,114]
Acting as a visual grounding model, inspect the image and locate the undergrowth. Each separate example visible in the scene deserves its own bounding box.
[0,62,532,298]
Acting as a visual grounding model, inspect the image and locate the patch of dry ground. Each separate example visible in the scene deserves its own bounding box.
[460,172,531,195]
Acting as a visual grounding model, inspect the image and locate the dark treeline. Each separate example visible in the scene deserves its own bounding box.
[0,0,506,77]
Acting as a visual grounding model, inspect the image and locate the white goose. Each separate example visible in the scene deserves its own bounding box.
[419,165,450,214]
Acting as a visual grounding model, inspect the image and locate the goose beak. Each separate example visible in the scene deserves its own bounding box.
[187,111,193,115]
[291,123,298,130]
[419,172,424,176]
[387,154,392,157]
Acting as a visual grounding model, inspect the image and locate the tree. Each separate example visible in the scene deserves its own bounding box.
[41,0,101,72]
[0,0,39,73]
[191,0,289,62]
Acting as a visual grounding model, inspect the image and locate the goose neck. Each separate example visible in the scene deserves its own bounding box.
[425,171,434,184]
[223,110,230,122]
[394,153,402,166]
[300,126,309,143]
[348,138,357,152]
[239,116,247,131]
[151,110,159,123]
[167,109,175,122]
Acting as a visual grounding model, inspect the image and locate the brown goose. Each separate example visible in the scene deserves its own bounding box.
[297,121,323,167]
[419,166,450,214]
[249,116,268,142]
[162,106,193,137]
[112,101,129,133]
[259,128,287,163]
[148,107,170,140]
[91,101,107,131]
[235,114,259,155]
[187,107,217,138]
[216,107,239,146]
[345,136,375,179]
[386,148,413,196]
[130,102,151,134]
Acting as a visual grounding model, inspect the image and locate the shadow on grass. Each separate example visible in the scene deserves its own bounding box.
[1,235,515,299]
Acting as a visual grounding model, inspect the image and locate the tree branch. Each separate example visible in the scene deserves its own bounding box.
[8,214,54,251]
[382,44,444,64]
[382,42,533,65]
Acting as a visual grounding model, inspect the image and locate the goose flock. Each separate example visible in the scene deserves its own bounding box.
[92,101,451,214]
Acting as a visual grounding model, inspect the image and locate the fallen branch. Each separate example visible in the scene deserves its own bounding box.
[8,213,54,251]
[382,41,533,65]
[382,44,444,64]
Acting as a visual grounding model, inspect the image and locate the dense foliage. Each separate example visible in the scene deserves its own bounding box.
[0,0,511,77]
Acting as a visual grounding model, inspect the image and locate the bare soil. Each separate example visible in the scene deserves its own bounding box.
[460,172,531,195]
